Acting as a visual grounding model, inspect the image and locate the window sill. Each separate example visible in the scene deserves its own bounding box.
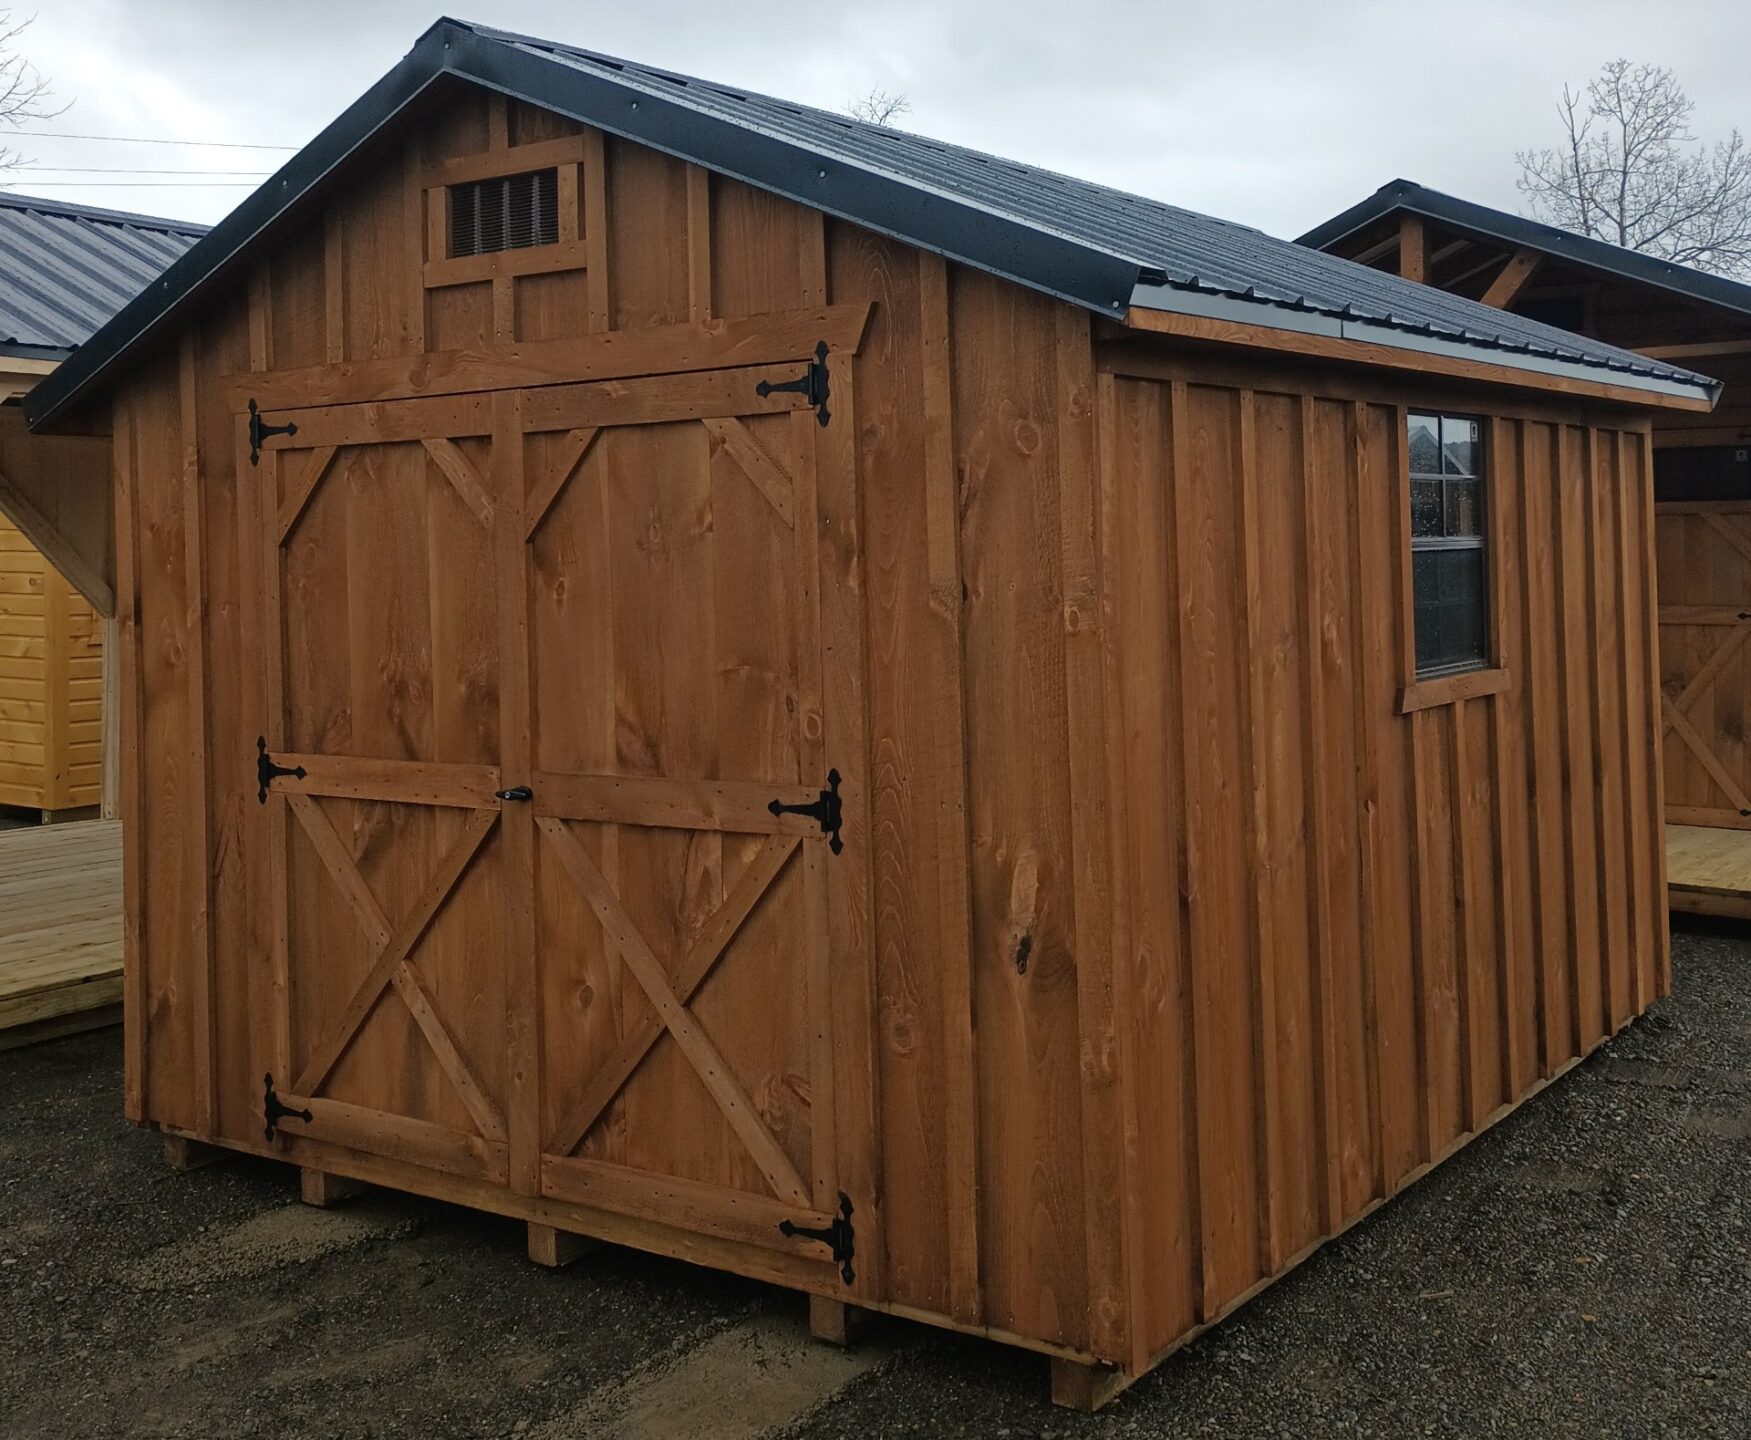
[1396,666,1509,714]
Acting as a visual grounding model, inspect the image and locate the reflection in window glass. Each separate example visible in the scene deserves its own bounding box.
[1407,413,1489,676]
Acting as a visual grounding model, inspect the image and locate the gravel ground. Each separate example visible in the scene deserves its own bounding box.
[1,923,1747,1438]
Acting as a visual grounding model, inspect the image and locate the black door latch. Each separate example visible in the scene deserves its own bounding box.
[263,1073,312,1142]
[769,769,843,853]
[248,399,298,466]
[495,785,533,802]
[779,1192,856,1284]
[755,341,831,426]
[256,737,307,804]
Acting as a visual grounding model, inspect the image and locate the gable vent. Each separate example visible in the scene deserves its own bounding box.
[448,168,559,259]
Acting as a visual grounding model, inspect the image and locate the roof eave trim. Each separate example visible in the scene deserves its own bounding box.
[1126,282,1722,407]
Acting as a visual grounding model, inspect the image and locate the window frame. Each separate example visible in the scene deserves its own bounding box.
[420,133,590,293]
[1395,408,1508,713]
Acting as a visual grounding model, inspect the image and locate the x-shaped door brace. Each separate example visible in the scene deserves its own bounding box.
[287,794,507,1141]
[537,816,810,1208]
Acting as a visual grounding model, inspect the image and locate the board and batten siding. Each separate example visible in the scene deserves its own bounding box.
[101,76,1669,1382]
[0,510,104,811]
[1097,353,1667,1366]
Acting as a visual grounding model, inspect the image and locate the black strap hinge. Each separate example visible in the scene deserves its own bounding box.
[248,399,298,466]
[256,737,307,804]
[755,341,831,426]
[263,1073,312,1142]
[779,1191,855,1283]
[768,769,842,854]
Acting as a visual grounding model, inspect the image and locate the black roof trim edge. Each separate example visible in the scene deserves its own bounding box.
[451,30,1144,317]
[25,22,460,431]
[1297,178,1751,324]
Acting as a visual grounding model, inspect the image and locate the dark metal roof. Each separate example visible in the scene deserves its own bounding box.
[25,18,1717,429]
[1297,178,1751,322]
[0,191,205,360]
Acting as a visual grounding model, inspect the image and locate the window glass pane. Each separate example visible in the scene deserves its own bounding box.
[1408,414,1442,474]
[1444,475,1483,537]
[1412,547,1489,673]
[1442,417,1480,476]
[1412,476,1443,537]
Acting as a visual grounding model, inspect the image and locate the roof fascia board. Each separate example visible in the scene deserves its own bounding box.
[444,29,1142,317]
[1127,281,1721,407]
[26,24,460,431]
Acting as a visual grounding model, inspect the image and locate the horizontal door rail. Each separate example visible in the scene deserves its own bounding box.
[534,771,822,835]
[539,1155,839,1260]
[277,1093,510,1186]
[224,303,872,412]
[521,363,817,434]
[271,753,504,809]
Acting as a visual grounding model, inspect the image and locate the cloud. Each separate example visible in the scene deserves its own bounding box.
[9,0,1749,234]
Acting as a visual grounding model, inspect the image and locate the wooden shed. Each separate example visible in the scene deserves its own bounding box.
[25,22,1715,1409]
[0,194,206,819]
[1302,182,1751,918]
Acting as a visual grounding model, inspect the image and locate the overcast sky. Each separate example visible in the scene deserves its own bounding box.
[12,1,1751,239]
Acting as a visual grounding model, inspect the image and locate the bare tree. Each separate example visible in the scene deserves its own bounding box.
[1517,60,1751,277]
[846,87,911,127]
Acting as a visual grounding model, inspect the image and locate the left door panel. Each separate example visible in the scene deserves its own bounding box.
[243,394,512,1184]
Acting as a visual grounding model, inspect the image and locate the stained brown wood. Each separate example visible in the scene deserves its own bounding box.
[72,89,1669,1415]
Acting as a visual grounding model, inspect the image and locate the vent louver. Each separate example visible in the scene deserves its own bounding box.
[448,168,560,258]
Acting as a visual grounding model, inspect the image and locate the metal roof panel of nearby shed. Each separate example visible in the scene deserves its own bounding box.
[0,192,206,360]
[25,16,1719,427]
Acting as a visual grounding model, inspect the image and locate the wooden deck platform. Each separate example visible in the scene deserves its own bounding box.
[0,819,123,1047]
[1668,824,1751,922]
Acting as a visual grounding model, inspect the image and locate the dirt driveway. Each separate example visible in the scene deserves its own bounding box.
[2,923,1747,1438]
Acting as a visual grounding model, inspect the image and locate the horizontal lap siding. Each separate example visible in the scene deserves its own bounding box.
[1100,369,1667,1363]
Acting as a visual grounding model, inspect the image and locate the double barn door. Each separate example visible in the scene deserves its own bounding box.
[241,341,869,1290]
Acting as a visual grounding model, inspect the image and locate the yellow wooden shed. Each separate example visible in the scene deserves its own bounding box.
[0,506,105,815]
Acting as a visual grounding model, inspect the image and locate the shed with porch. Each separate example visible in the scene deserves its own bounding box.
[26,21,1715,1409]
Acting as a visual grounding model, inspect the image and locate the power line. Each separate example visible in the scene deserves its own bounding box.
[14,166,273,175]
[0,180,262,187]
[13,128,298,150]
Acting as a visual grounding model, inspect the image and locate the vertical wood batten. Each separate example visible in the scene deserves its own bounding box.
[179,332,218,1133]
[114,394,147,1122]
[1235,388,1286,1279]
[1641,432,1672,992]
[1297,396,1343,1231]
[1613,431,1654,1015]
[1345,401,1390,1200]
[918,252,981,1326]
[1391,406,1440,1164]
[1587,429,1632,1032]
[495,392,538,1197]
[1556,426,1606,1050]
[1164,379,1210,1324]
[1486,417,1535,1099]
[1448,703,1482,1133]
[1055,306,1127,1359]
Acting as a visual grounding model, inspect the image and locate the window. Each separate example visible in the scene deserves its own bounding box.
[448,167,559,259]
[1408,413,1489,676]
[1654,444,1751,503]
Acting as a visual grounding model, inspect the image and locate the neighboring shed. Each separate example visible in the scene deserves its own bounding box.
[1301,181,1751,918]
[0,192,205,816]
[24,21,1713,1408]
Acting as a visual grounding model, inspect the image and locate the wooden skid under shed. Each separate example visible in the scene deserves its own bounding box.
[0,819,123,1044]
